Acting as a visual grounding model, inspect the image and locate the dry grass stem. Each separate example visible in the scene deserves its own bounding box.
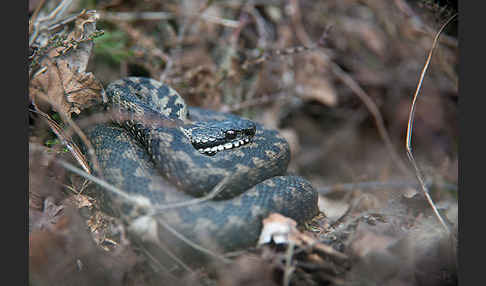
[152,177,231,212]
[29,0,74,45]
[405,13,457,234]
[58,159,233,265]
[29,108,91,174]
[29,0,46,35]
[154,217,232,265]
[283,241,296,286]
[101,11,239,28]
[58,159,140,205]
[222,91,291,112]
[140,240,194,274]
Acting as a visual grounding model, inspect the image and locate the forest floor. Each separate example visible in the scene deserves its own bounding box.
[28,0,458,285]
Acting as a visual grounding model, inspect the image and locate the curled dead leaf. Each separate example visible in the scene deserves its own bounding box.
[30,58,103,116]
[29,10,104,118]
[258,213,298,245]
[258,213,348,260]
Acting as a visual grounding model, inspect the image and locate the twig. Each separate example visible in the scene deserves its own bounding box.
[34,93,102,176]
[246,4,270,49]
[57,158,229,212]
[100,11,239,28]
[29,108,91,174]
[57,159,233,264]
[152,177,230,212]
[316,180,457,195]
[58,159,142,205]
[100,11,173,21]
[29,0,74,46]
[65,110,184,136]
[160,0,214,82]
[289,0,312,45]
[329,61,411,176]
[197,13,239,28]
[221,90,291,112]
[283,241,296,286]
[154,217,232,264]
[290,235,349,261]
[140,240,194,274]
[405,14,457,234]
[29,0,46,35]
[42,0,73,23]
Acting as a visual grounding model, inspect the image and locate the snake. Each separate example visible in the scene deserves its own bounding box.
[83,77,318,266]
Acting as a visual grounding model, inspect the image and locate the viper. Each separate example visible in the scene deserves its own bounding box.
[84,77,318,266]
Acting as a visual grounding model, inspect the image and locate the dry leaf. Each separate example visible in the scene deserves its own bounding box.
[295,51,338,107]
[295,78,338,107]
[258,213,348,260]
[71,193,93,209]
[29,10,104,118]
[258,213,298,245]
[318,196,349,224]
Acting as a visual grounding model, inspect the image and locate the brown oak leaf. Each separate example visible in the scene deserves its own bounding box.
[29,10,104,118]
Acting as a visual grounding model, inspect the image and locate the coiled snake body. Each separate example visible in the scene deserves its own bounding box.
[85,77,318,265]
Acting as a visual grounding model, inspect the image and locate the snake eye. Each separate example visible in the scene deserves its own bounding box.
[225,130,237,140]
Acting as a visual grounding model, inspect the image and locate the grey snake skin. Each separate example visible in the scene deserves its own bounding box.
[84,77,318,265]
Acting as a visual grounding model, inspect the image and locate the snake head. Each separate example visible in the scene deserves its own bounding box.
[182,119,256,156]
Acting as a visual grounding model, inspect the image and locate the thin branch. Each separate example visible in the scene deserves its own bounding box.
[57,158,228,212]
[29,0,74,46]
[220,90,291,112]
[405,14,457,234]
[29,0,46,35]
[100,11,173,21]
[283,241,296,286]
[42,0,73,23]
[154,217,232,264]
[29,108,91,174]
[139,240,194,274]
[57,159,233,264]
[289,0,312,45]
[100,11,239,28]
[152,176,230,212]
[316,180,439,195]
[329,61,411,176]
[58,159,142,205]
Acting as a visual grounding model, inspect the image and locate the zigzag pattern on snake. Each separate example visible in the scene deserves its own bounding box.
[83,77,318,264]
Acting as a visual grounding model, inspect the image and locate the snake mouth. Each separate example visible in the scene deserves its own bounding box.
[194,137,252,156]
[182,119,256,156]
[189,126,256,156]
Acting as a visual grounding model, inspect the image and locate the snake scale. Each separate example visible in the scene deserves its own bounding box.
[84,77,318,265]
